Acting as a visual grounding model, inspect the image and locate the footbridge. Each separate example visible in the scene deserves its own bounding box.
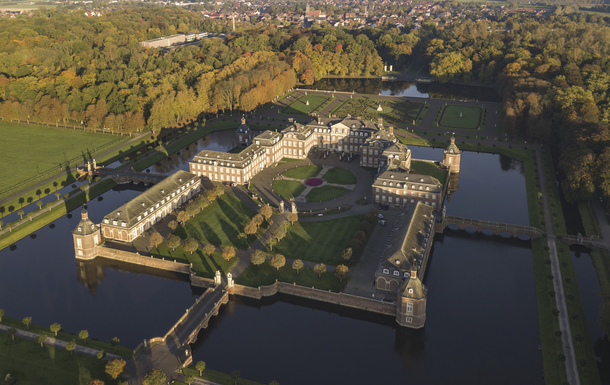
[438,215,544,239]
[109,170,167,185]
[557,234,604,250]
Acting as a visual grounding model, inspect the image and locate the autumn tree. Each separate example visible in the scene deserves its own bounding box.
[184,238,199,255]
[66,341,76,356]
[50,323,61,337]
[259,205,272,221]
[314,263,326,278]
[149,232,163,250]
[196,361,206,376]
[177,210,189,225]
[244,221,257,237]
[105,358,126,380]
[341,248,353,264]
[334,264,349,282]
[270,254,285,271]
[168,220,179,231]
[143,368,166,385]
[167,235,182,251]
[252,214,264,228]
[222,246,236,261]
[35,334,47,349]
[22,317,32,330]
[251,250,266,267]
[202,243,216,257]
[288,212,298,225]
[79,330,89,345]
[292,259,304,274]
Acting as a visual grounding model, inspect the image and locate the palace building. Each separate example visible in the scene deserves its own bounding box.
[100,170,201,242]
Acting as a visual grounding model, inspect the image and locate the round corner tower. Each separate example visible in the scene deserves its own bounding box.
[442,135,461,173]
[396,267,427,329]
[72,205,100,260]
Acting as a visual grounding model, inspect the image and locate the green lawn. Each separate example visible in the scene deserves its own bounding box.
[333,98,423,125]
[236,261,347,292]
[182,366,265,385]
[0,333,111,385]
[322,167,357,184]
[281,95,330,115]
[306,185,350,202]
[281,165,323,179]
[410,160,448,186]
[149,247,236,278]
[272,180,305,199]
[175,194,256,249]
[0,122,125,193]
[270,215,363,264]
[437,105,483,129]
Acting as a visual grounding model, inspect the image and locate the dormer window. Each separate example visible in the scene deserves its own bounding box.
[393,270,400,276]
[112,220,117,225]
[389,182,393,186]
[404,272,409,277]
[383,268,389,274]
[390,175,394,179]
[104,219,109,224]
[121,221,126,227]
[117,211,121,216]
[138,216,142,221]
[383,181,386,185]
[420,178,424,182]
[408,288,413,294]
[426,187,430,191]
[78,226,81,232]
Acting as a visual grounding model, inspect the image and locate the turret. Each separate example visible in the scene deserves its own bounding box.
[396,266,427,328]
[72,205,100,260]
[442,134,461,173]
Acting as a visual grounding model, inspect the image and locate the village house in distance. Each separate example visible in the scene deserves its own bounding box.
[73,116,461,329]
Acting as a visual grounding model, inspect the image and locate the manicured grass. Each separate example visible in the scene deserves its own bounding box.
[0,122,125,193]
[175,194,256,249]
[236,261,347,292]
[281,165,323,179]
[149,247,236,278]
[409,160,448,186]
[305,185,350,202]
[0,332,112,385]
[276,157,301,166]
[437,105,483,129]
[322,167,357,184]
[332,98,423,125]
[272,180,306,199]
[270,215,363,265]
[182,366,265,385]
[281,95,330,115]
[0,316,132,358]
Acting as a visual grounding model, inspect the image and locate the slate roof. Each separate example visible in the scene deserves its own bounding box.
[398,272,428,299]
[103,170,198,229]
[72,206,98,235]
[373,170,442,193]
[445,136,461,154]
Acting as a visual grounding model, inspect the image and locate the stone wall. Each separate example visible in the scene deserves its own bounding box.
[189,274,215,288]
[95,246,190,274]
[232,282,395,316]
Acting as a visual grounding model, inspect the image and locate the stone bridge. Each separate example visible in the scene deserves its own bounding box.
[557,234,603,250]
[109,170,167,186]
[438,216,544,239]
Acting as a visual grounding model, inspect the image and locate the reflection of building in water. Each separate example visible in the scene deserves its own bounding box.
[76,260,105,295]
[446,172,460,200]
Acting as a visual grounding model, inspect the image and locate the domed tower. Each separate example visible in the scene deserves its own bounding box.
[72,205,100,260]
[442,135,461,173]
[396,267,427,328]
[236,116,252,146]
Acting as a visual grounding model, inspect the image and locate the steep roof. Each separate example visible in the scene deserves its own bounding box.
[103,170,198,229]
[373,170,442,193]
[398,273,428,299]
[445,137,461,154]
[72,206,98,236]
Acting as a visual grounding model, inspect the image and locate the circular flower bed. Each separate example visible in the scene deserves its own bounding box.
[305,178,323,186]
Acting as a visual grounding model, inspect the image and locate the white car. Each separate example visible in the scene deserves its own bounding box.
[378,220,386,225]
[377,214,384,219]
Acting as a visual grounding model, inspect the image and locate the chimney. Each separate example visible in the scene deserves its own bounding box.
[389,126,394,135]
[317,116,322,124]
[378,117,383,126]
[410,267,417,279]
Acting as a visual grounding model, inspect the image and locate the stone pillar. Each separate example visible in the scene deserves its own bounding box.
[389,65,393,71]
[227,272,234,289]
[214,270,221,286]
[93,159,97,169]
[279,201,285,213]
[87,162,92,174]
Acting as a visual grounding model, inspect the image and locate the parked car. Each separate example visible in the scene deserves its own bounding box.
[377,214,384,219]
[223,182,231,187]
[383,205,389,211]
[378,204,384,210]
[378,220,386,225]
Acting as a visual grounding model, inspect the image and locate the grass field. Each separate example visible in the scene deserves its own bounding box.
[281,95,330,115]
[175,194,256,249]
[0,332,112,385]
[270,215,363,265]
[149,247,236,278]
[322,167,357,184]
[306,185,350,202]
[182,366,265,385]
[410,160,448,186]
[281,165,322,179]
[332,98,423,125]
[0,122,125,193]
[437,105,483,129]
[236,260,347,292]
[272,180,306,199]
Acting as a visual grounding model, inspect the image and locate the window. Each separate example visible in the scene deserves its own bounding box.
[121,222,126,227]
[104,219,109,224]
[112,220,117,226]
[78,250,83,256]
[407,303,413,313]
[76,238,82,249]
[383,268,389,274]
[393,270,399,276]
[138,215,142,221]
[406,317,413,323]
[426,194,429,198]
[432,195,436,200]
[408,288,413,294]
[375,194,379,200]
[94,235,99,244]
[404,272,409,277]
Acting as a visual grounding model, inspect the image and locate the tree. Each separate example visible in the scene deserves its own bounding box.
[184,375,195,384]
[334,264,349,282]
[238,232,248,247]
[272,225,287,243]
[50,323,61,337]
[105,358,126,380]
[231,371,240,385]
[341,248,353,264]
[87,380,105,385]
[7,327,16,341]
[271,254,285,271]
[202,243,216,257]
[269,381,280,385]
[268,237,278,251]
[22,317,32,330]
[168,220,179,231]
[0,308,4,322]
[244,221,257,237]
[36,200,43,210]
[186,201,199,218]
[35,334,47,348]
[292,259,304,274]
[177,210,189,225]
[168,235,182,251]
[183,238,198,255]
[196,360,206,376]
[314,263,326,278]
[252,214,264,228]
[259,205,272,221]
[97,350,105,360]
[18,209,24,219]
[110,337,120,353]
[575,333,584,346]
[149,231,163,250]
[288,212,298,225]
[79,330,89,345]
[222,246,236,261]
[66,341,76,356]
[558,353,566,368]
[143,368,166,385]
[0,220,2,230]
[251,250,266,267]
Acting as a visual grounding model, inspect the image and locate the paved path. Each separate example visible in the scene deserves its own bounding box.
[534,146,580,385]
[0,324,122,360]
